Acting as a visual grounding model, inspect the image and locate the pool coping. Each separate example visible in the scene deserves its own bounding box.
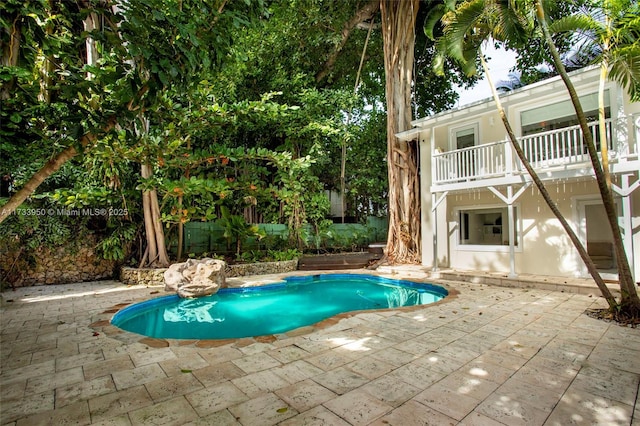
[90,270,459,349]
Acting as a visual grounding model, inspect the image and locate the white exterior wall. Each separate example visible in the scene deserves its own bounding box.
[442,181,629,277]
[416,67,640,280]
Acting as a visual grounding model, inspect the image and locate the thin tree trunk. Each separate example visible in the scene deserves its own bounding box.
[0,146,76,223]
[481,54,618,309]
[141,165,159,264]
[535,0,639,310]
[0,0,110,223]
[381,0,421,264]
[341,20,374,223]
[177,195,184,261]
[0,120,116,224]
[140,163,170,267]
[1,14,21,100]
[315,0,379,84]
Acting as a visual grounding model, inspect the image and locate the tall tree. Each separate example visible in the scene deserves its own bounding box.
[534,0,640,313]
[380,0,421,264]
[1,1,266,267]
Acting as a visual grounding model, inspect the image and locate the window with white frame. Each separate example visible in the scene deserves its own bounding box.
[449,124,479,179]
[458,206,518,246]
[450,124,478,150]
[520,90,611,136]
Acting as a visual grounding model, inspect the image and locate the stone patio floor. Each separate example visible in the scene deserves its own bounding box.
[1,268,639,425]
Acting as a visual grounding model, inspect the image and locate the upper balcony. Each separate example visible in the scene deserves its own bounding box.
[430,116,640,192]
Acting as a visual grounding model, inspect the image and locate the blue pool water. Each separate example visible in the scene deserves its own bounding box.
[111,273,448,339]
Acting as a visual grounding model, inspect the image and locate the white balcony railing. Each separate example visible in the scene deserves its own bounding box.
[432,117,638,186]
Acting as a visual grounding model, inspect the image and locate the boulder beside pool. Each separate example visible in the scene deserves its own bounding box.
[164,258,227,298]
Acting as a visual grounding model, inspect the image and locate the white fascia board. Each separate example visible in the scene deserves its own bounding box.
[412,66,600,129]
[395,127,422,141]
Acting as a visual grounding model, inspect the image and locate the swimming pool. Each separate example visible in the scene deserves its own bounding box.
[111,273,448,339]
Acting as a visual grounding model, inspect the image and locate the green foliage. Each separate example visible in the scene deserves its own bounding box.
[549,0,640,101]
[2,0,471,266]
[0,200,86,274]
[216,206,266,257]
[266,248,302,262]
[96,222,137,261]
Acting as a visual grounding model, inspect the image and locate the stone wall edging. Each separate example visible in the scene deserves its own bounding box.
[1,239,117,287]
[120,259,299,287]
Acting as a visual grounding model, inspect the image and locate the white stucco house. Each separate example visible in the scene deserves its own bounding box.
[398,66,640,282]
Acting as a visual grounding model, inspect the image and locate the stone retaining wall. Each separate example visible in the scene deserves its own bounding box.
[120,259,299,287]
[1,239,117,287]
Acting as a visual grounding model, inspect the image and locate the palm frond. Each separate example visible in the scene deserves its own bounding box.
[442,0,487,62]
[609,44,640,101]
[424,4,447,41]
[491,1,528,45]
[549,14,601,35]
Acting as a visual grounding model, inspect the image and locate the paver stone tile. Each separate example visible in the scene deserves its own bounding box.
[368,399,457,426]
[231,352,281,373]
[458,411,509,426]
[227,392,297,426]
[185,381,248,417]
[279,405,350,426]
[476,390,554,426]
[111,363,166,390]
[323,389,393,426]
[312,366,369,395]
[544,387,634,426]
[128,396,198,426]
[0,390,54,424]
[346,355,395,379]
[386,359,445,390]
[55,375,116,408]
[15,400,90,426]
[231,369,290,397]
[144,372,204,402]
[359,374,421,407]
[414,381,482,421]
[268,345,311,363]
[275,378,337,412]
[272,359,324,384]
[182,409,241,426]
[369,346,417,367]
[191,361,245,387]
[88,386,153,423]
[83,356,135,381]
[572,365,640,406]
[305,350,355,371]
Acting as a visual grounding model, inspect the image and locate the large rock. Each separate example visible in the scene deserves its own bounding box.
[164,258,227,298]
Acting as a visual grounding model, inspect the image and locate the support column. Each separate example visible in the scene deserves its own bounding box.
[612,173,639,283]
[431,191,448,272]
[507,186,516,278]
[488,183,531,278]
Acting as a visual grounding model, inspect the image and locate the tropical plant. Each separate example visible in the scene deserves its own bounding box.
[534,0,640,314]
[216,206,266,258]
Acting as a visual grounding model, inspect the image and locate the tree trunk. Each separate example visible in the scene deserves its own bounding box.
[0,0,110,224]
[381,0,421,264]
[1,13,21,100]
[0,120,116,224]
[0,146,76,223]
[140,163,170,267]
[177,195,184,261]
[315,0,380,84]
[480,55,619,309]
[535,0,640,312]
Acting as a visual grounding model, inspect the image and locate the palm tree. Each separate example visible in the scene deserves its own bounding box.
[426,0,621,309]
[534,0,640,313]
